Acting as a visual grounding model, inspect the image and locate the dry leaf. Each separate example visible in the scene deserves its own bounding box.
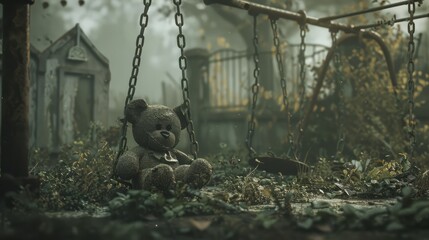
[189,218,212,231]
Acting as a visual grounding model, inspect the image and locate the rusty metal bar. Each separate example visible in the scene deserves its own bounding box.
[1,0,39,197]
[319,0,423,21]
[353,12,429,30]
[1,2,30,178]
[0,0,35,3]
[204,0,428,34]
[301,31,398,133]
[204,0,359,33]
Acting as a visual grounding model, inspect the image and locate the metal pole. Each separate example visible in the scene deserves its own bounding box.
[301,32,398,134]
[204,0,357,33]
[1,0,38,197]
[319,0,423,21]
[204,0,428,34]
[353,13,429,30]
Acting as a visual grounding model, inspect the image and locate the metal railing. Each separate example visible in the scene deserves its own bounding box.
[206,43,329,110]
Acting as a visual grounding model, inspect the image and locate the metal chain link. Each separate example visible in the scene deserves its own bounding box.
[407,0,416,160]
[173,0,199,159]
[246,15,261,159]
[330,30,346,157]
[270,18,294,155]
[295,13,307,157]
[297,14,307,111]
[113,0,151,179]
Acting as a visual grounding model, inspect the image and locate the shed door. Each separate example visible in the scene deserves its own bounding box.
[75,75,94,136]
[60,73,94,144]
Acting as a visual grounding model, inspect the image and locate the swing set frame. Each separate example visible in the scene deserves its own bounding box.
[204,0,428,166]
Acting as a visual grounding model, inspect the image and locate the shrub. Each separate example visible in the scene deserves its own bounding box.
[30,124,127,211]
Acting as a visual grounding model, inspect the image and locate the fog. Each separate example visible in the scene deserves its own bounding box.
[26,0,429,126]
[30,1,246,110]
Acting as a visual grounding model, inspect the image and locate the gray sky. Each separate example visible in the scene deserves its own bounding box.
[30,0,246,110]
[28,0,429,112]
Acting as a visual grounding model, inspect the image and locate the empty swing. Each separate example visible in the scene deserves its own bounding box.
[246,14,309,175]
[203,0,428,173]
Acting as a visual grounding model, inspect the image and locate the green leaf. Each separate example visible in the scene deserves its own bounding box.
[172,205,184,213]
[298,218,314,230]
[386,221,404,231]
[163,209,175,219]
[311,200,330,209]
[262,218,277,229]
[401,186,413,198]
[415,207,429,222]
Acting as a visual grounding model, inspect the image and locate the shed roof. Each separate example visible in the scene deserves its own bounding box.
[42,24,109,66]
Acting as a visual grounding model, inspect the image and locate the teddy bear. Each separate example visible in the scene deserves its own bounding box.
[115,99,212,192]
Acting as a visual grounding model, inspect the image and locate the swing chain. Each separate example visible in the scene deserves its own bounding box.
[246,15,261,159]
[295,15,307,156]
[407,0,416,159]
[113,0,152,179]
[330,30,346,157]
[270,18,294,154]
[298,24,307,91]
[173,0,199,159]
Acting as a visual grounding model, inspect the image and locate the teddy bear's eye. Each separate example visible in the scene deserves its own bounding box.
[155,124,162,130]
[166,124,172,131]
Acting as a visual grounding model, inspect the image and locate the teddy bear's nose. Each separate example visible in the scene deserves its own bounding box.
[160,130,170,139]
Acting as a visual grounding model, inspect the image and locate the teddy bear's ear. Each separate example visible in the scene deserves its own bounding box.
[125,99,148,124]
[173,103,189,130]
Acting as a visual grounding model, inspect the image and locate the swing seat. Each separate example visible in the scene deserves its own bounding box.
[249,156,309,176]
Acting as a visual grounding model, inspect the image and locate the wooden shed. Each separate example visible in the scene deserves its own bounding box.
[35,24,110,152]
[1,23,110,154]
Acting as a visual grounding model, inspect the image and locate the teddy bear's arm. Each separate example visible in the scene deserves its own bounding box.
[115,146,145,180]
[172,149,193,165]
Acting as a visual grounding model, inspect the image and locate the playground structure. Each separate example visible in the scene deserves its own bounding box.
[1,0,429,194]
[200,0,427,170]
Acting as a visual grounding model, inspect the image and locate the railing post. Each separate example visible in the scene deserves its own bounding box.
[185,48,209,152]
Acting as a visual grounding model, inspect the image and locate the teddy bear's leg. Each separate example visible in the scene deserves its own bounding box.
[139,164,175,191]
[115,152,140,180]
[133,168,151,189]
[174,165,190,184]
[184,158,212,189]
